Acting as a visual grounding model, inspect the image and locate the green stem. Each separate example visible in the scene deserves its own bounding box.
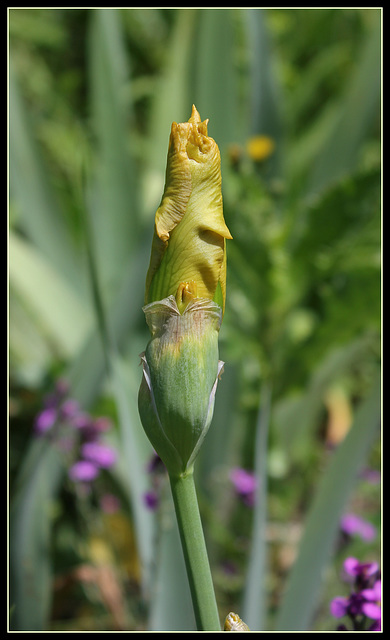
[169,469,221,631]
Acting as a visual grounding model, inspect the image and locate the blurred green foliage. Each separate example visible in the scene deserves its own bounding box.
[9,8,381,632]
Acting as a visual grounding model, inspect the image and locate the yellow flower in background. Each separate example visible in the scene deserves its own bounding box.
[144,105,232,314]
[246,135,275,162]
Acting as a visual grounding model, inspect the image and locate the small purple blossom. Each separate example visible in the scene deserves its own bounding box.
[221,560,239,577]
[230,468,258,507]
[330,557,381,631]
[340,513,377,542]
[72,415,112,442]
[72,413,94,431]
[330,596,349,618]
[91,417,112,434]
[343,557,379,582]
[69,460,99,482]
[81,441,117,468]
[59,398,80,421]
[362,600,381,621]
[34,407,57,434]
[146,451,165,474]
[33,379,118,489]
[361,580,381,621]
[143,490,159,511]
[359,468,381,484]
[142,452,167,511]
[43,379,68,408]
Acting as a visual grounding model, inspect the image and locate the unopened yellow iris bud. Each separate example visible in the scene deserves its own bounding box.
[139,107,231,477]
[145,105,232,314]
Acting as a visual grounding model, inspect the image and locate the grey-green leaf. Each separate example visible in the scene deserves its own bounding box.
[275,372,380,631]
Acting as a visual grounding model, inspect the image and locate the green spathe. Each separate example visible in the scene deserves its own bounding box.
[138,295,223,476]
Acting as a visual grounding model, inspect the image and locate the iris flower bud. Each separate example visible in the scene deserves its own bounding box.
[139,106,232,477]
[144,104,232,313]
[224,612,250,631]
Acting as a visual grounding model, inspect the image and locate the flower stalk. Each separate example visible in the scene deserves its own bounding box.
[169,470,221,631]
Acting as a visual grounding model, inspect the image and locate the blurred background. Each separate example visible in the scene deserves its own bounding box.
[9,8,381,632]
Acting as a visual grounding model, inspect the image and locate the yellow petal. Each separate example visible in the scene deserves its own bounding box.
[145,105,232,313]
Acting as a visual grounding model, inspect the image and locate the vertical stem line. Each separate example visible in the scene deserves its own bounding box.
[169,470,221,631]
[242,381,272,629]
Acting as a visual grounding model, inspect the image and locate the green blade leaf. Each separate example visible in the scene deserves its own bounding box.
[273,335,379,465]
[65,229,150,407]
[9,232,92,359]
[143,8,198,216]
[306,10,381,197]
[109,354,156,598]
[242,8,284,178]
[87,8,140,302]
[9,66,84,291]
[148,499,196,631]
[10,442,65,631]
[242,383,272,630]
[275,371,380,631]
[191,9,239,163]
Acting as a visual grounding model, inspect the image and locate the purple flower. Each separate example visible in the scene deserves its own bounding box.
[343,557,379,581]
[330,557,381,631]
[359,468,381,484]
[81,441,117,468]
[69,460,99,482]
[362,601,381,621]
[142,453,167,511]
[340,513,377,542]
[230,468,258,507]
[59,398,80,421]
[72,415,112,443]
[143,490,159,511]
[146,451,165,474]
[347,592,366,617]
[33,379,118,489]
[330,596,349,618]
[72,412,94,431]
[91,417,112,434]
[361,580,381,621]
[34,407,57,434]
